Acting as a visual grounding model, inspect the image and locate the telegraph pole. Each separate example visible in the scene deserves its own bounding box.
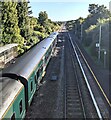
[98,25,102,61]
[75,24,77,35]
[81,24,83,42]
[104,50,107,68]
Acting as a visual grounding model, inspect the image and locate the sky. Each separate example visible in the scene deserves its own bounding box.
[29,0,110,21]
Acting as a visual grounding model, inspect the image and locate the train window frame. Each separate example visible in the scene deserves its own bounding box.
[40,66,43,74]
[36,70,39,80]
[34,75,37,83]
[19,99,23,114]
[10,112,15,120]
[31,81,33,92]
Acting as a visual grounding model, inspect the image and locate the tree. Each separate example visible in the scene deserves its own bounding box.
[1,1,25,53]
[82,4,111,33]
[88,4,111,21]
[96,5,111,19]
[38,11,48,26]
[29,17,37,29]
[73,17,84,39]
[1,2,60,53]
[2,2,22,43]
[16,0,31,41]
[0,1,2,45]
[88,4,98,14]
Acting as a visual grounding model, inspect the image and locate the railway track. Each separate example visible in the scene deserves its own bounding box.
[64,36,85,118]
[68,32,110,119]
[63,32,100,118]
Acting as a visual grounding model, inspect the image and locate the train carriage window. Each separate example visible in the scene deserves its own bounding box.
[34,75,37,83]
[37,69,40,79]
[19,100,23,114]
[36,65,43,80]
[36,70,39,80]
[41,66,43,72]
[31,81,33,91]
[10,113,15,120]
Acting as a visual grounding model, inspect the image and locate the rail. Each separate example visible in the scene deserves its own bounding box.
[68,32,103,119]
[64,35,86,118]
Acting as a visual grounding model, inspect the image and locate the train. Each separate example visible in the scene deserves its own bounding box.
[0,32,58,119]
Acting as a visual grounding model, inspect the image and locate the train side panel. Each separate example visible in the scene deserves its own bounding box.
[28,72,37,106]
[1,32,58,119]
[27,57,44,105]
[3,87,26,120]
[27,42,54,105]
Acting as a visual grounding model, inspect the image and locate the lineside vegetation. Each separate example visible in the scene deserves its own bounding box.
[0,0,61,54]
[66,4,111,69]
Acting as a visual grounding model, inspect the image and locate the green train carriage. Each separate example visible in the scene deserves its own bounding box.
[0,77,26,119]
[1,32,58,119]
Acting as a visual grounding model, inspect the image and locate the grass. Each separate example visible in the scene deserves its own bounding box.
[83,45,105,68]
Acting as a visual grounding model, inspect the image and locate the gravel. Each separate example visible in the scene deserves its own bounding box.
[25,41,64,119]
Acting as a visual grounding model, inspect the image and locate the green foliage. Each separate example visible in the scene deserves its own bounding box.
[30,36,39,44]
[33,31,48,40]
[70,3,111,69]
[37,25,46,33]
[16,0,31,41]
[85,25,97,33]
[37,11,59,34]
[66,20,75,30]
[1,2,60,55]
[29,17,37,30]
[2,2,23,46]
[1,1,31,53]
[87,4,111,26]
[38,11,48,26]
[88,4,98,14]
[72,4,111,43]
[97,18,110,25]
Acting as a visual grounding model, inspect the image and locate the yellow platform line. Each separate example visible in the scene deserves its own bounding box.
[75,41,111,108]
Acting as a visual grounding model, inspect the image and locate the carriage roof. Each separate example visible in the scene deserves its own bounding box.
[2,32,58,79]
[0,77,23,119]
